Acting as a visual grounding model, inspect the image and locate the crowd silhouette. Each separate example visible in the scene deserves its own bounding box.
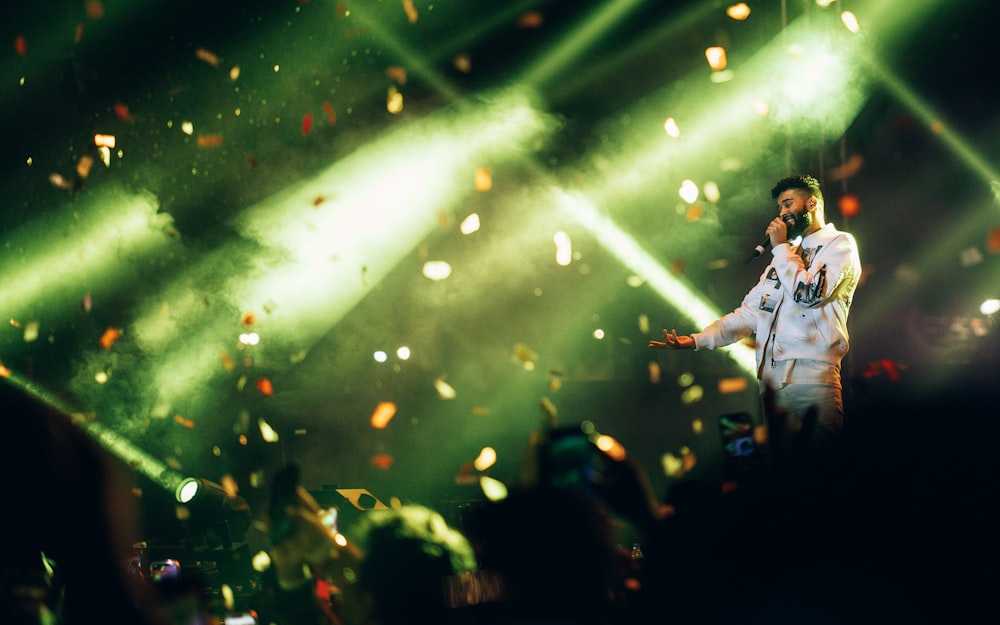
[2,376,991,625]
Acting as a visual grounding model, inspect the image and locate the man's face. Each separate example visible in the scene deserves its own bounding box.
[776,189,813,239]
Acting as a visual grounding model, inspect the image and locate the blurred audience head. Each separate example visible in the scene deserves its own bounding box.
[346,503,478,625]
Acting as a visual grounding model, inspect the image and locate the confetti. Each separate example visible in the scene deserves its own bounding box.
[220,350,235,371]
[322,101,336,125]
[99,326,122,349]
[474,167,492,191]
[173,414,195,428]
[474,447,497,471]
[82,293,92,312]
[196,134,223,147]
[255,378,274,395]
[512,343,538,369]
[717,377,749,394]
[987,227,1000,253]
[386,66,407,84]
[0,362,10,378]
[402,0,418,23]
[112,100,132,122]
[85,0,105,19]
[76,155,94,179]
[258,417,280,442]
[48,173,79,191]
[370,453,394,469]
[370,401,397,429]
[386,86,403,114]
[14,35,27,56]
[517,11,544,28]
[94,133,116,148]
[434,376,457,399]
[453,53,471,74]
[195,47,220,67]
[302,112,313,136]
[242,312,257,325]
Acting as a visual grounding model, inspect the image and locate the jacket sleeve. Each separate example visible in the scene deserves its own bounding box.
[693,272,766,351]
[770,233,859,310]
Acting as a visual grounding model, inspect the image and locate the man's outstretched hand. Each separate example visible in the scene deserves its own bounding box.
[649,328,695,350]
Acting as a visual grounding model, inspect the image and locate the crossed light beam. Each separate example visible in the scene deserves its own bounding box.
[2,0,986,488]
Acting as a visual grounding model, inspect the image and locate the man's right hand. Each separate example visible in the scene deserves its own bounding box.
[648,328,695,350]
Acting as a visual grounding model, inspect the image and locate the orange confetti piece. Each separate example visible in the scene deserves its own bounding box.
[838,193,861,219]
[85,0,105,19]
[986,227,1000,253]
[195,47,220,67]
[385,66,407,84]
[220,350,235,372]
[0,362,10,378]
[99,327,122,349]
[453,53,471,74]
[255,378,274,396]
[14,35,27,56]
[517,11,544,28]
[196,134,223,147]
[370,401,397,429]
[322,101,336,125]
[474,167,492,192]
[113,100,132,122]
[370,453,394,469]
[76,155,94,180]
[242,312,256,325]
[717,377,749,394]
[174,414,196,428]
[302,112,313,136]
[313,195,325,207]
[94,133,116,148]
[74,23,85,44]
[402,0,418,23]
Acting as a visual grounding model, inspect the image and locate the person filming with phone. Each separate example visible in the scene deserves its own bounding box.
[649,174,862,472]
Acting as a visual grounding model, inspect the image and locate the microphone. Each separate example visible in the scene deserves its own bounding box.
[745,214,796,264]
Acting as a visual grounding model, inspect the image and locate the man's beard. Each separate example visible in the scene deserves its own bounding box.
[786,211,812,239]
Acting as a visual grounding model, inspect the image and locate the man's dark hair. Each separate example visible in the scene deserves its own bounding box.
[771,174,822,201]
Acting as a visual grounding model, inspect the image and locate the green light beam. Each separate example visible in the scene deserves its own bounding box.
[120,87,559,408]
[550,187,758,378]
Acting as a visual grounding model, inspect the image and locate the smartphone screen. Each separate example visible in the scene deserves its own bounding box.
[718,412,757,480]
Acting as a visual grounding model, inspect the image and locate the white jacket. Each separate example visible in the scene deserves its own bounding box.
[693,223,861,378]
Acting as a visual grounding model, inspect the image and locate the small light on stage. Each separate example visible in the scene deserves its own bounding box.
[374,350,388,362]
[981,299,1000,315]
[176,477,200,504]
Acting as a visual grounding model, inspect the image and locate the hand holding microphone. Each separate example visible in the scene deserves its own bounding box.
[745,213,796,264]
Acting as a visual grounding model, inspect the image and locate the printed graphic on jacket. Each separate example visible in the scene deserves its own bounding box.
[758,267,780,312]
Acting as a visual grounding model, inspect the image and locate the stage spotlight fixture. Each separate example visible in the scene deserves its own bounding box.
[174,477,252,550]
